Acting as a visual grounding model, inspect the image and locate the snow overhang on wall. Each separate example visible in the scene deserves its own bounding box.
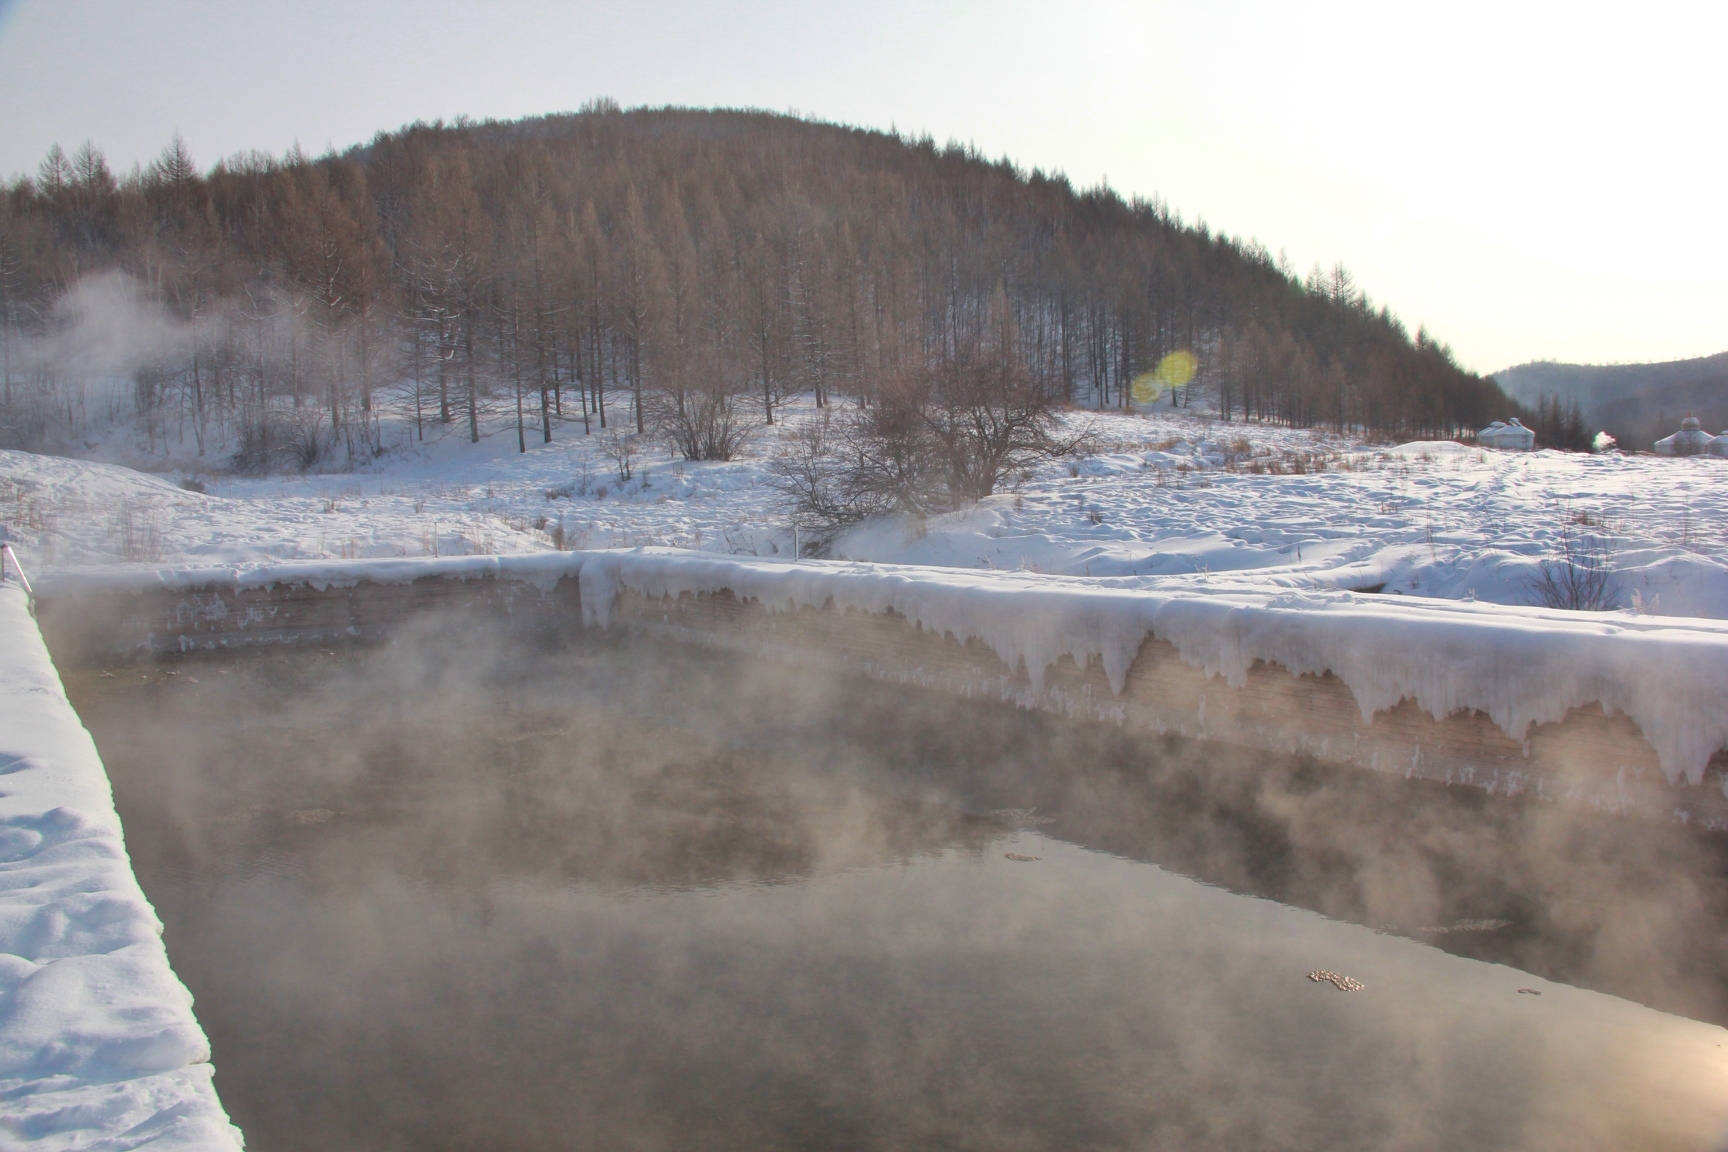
[576,549,1728,789]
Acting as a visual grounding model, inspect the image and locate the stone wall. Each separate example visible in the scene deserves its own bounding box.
[35,570,1728,828]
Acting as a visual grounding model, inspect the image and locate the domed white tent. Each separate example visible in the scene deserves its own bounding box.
[1477,418,1534,451]
[1654,416,1713,456]
[1705,431,1728,458]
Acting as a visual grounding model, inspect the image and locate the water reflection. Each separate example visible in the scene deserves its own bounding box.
[65,630,1728,1151]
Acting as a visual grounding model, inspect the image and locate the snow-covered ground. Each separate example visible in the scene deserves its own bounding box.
[5,402,1725,618]
[0,584,243,1150]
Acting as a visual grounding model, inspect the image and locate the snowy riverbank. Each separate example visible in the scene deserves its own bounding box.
[0,583,242,1150]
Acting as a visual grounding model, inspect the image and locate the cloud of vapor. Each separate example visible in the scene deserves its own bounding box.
[34,271,192,380]
[58,617,1728,1151]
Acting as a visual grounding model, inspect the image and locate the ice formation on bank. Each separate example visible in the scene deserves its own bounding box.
[0,584,242,1151]
[34,547,1728,791]
[570,549,1728,789]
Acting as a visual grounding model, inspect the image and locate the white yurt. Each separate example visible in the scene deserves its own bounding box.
[1654,416,1714,456]
[1477,418,1535,451]
[1706,432,1728,458]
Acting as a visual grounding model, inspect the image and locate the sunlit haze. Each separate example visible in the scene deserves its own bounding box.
[1,0,1722,374]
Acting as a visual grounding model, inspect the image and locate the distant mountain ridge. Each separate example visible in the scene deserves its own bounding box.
[1493,352,1728,450]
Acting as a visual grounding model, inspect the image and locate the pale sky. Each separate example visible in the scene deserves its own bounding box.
[2,0,1722,375]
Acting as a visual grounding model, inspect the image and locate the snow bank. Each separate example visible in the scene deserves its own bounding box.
[577,549,1728,789]
[0,584,242,1150]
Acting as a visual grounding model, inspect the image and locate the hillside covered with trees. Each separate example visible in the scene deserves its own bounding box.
[0,104,1518,467]
[1496,353,1728,452]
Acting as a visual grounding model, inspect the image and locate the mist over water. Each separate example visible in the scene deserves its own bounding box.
[61,623,1728,1151]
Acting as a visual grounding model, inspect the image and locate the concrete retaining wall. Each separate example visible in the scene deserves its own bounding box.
[33,558,1728,828]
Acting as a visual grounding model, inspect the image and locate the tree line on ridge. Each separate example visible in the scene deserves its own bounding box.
[0,103,1525,467]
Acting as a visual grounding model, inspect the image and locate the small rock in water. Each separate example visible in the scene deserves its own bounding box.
[1517,988,1542,995]
[1308,970,1365,992]
[1003,852,1041,862]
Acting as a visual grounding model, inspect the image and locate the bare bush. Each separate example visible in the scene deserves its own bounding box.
[768,415,914,555]
[232,408,327,473]
[0,476,57,536]
[1528,525,1620,611]
[600,429,639,482]
[917,355,1092,504]
[657,386,758,462]
[113,497,164,562]
[770,352,1090,554]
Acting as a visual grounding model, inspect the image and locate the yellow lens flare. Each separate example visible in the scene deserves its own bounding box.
[1130,350,1198,405]
[1157,349,1198,387]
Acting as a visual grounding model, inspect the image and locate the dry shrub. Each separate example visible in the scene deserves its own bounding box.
[1528,526,1620,612]
[771,353,1089,555]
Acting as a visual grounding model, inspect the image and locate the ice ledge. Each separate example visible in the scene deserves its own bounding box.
[39,552,587,597]
[0,584,243,1151]
[576,549,1728,790]
[35,549,1728,790]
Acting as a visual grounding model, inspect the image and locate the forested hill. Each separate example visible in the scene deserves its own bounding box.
[0,105,1515,463]
[1495,353,1728,452]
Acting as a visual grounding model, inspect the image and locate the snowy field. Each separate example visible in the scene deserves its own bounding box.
[4,401,1725,619]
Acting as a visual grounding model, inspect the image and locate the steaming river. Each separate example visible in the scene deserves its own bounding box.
[64,637,1728,1151]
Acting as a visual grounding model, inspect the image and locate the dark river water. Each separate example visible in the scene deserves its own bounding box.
[62,626,1728,1151]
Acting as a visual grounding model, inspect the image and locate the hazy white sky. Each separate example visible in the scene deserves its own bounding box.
[1,0,1722,374]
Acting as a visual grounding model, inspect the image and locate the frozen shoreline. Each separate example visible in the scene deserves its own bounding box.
[0,583,242,1151]
[40,548,1728,790]
[576,550,1728,790]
